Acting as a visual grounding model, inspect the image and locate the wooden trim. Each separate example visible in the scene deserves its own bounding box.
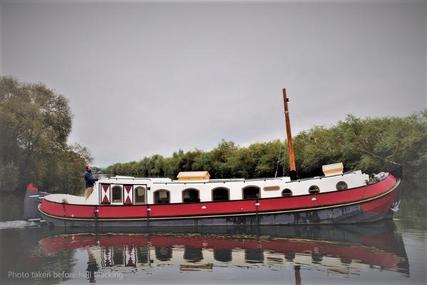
[264,186,280,191]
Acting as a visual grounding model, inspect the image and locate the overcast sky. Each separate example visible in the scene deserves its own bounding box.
[1,0,426,166]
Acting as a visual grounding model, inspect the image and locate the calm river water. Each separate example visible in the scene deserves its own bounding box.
[0,180,426,285]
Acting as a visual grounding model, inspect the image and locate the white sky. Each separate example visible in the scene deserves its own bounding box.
[1,0,426,166]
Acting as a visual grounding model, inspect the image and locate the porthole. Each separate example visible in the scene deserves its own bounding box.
[336,181,348,190]
[281,189,293,197]
[308,185,320,194]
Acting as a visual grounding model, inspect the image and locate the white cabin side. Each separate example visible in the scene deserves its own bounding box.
[43,170,372,205]
[93,171,368,205]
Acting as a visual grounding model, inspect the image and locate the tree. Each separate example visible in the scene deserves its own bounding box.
[103,110,427,180]
[0,77,91,194]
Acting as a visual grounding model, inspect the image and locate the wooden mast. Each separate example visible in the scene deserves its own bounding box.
[282,88,297,180]
[294,265,301,285]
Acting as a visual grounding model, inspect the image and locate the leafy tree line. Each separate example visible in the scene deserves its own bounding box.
[105,110,427,180]
[2,76,425,197]
[0,77,92,195]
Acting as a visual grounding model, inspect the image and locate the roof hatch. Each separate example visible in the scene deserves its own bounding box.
[177,171,210,181]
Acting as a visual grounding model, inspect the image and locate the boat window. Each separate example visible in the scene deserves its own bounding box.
[112,185,123,203]
[137,247,149,264]
[242,186,260,200]
[336,181,348,190]
[134,186,146,204]
[281,188,293,197]
[113,247,124,265]
[155,246,172,261]
[212,187,230,201]
[154,190,170,204]
[245,248,264,263]
[183,247,203,263]
[312,252,323,263]
[182,188,200,203]
[214,249,232,262]
[308,185,320,194]
[285,252,295,261]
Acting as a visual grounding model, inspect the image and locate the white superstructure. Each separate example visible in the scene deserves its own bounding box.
[44,168,371,206]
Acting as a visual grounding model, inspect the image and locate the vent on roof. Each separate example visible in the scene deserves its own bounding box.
[177,171,210,181]
[322,162,344,176]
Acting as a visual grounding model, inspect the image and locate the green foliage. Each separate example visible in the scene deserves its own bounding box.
[396,180,427,227]
[2,75,424,209]
[0,77,92,194]
[105,111,427,180]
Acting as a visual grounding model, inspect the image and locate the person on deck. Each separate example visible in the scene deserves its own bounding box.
[84,165,97,199]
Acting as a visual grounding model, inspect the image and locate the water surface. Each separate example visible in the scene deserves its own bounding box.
[0,179,426,284]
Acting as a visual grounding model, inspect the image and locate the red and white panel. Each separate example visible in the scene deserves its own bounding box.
[100,184,111,204]
[123,185,133,205]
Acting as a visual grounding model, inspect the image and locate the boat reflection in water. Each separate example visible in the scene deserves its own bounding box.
[36,221,409,283]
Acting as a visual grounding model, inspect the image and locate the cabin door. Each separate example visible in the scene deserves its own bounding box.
[133,185,147,205]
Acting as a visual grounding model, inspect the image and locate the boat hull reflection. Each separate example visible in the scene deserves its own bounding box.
[38,222,409,280]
